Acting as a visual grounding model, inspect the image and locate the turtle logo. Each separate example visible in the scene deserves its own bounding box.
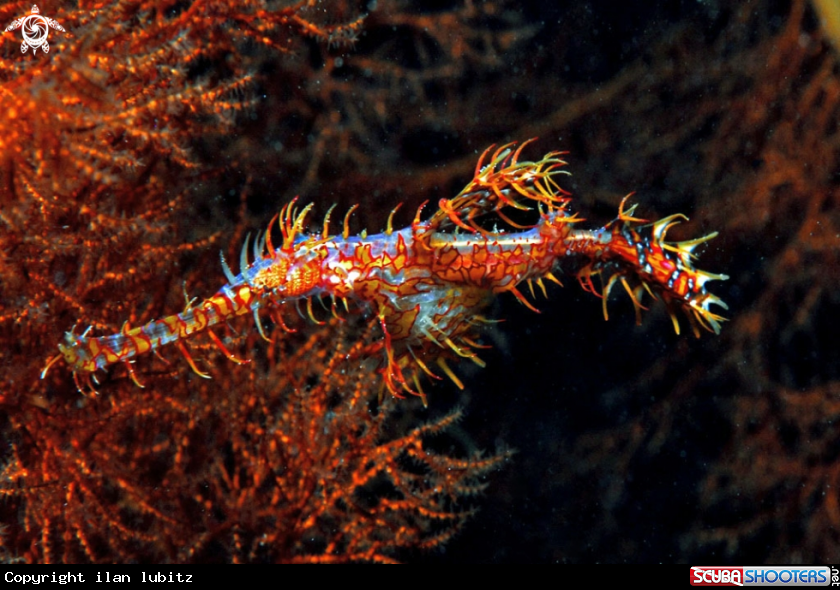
[5,5,66,55]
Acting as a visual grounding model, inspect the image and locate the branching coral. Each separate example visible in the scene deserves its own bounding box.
[0,0,517,564]
[0,0,368,355]
[2,317,508,563]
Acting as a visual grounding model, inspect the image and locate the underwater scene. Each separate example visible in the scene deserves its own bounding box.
[0,0,838,563]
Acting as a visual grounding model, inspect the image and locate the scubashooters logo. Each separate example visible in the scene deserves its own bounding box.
[691,566,832,586]
[5,5,66,54]
[692,568,744,586]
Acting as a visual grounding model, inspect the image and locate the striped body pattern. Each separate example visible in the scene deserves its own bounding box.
[49,142,728,397]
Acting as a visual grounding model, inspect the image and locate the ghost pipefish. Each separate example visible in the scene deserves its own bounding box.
[43,140,728,398]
